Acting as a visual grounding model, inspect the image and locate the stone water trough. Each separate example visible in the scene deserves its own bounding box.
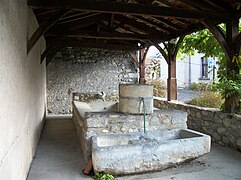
[92,129,210,175]
[72,84,211,175]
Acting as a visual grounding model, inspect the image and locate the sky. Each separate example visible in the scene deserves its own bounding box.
[147,45,161,58]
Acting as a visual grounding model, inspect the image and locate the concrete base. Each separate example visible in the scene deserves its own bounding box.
[92,129,211,175]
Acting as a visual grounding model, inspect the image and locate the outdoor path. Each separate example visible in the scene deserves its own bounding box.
[27,116,241,180]
[177,88,200,102]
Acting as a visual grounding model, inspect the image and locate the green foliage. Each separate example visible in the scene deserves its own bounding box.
[178,24,241,112]
[186,91,223,109]
[179,29,224,60]
[189,82,212,91]
[93,172,114,180]
[147,79,166,97]
[214,70,241,98]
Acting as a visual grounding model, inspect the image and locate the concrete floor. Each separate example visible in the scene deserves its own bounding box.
[27,116,241,180]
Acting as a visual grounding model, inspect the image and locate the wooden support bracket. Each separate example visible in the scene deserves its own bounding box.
[139,46,150,84]
[27,10,70,54]
[41,35,66,64]
[151,36,184,100]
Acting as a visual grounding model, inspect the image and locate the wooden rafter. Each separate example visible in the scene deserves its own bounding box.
[153,0,173,7]
[132,16,172,34]
[153,43,168,63]
[202,22,231,60]
[201,0,230,13]
[46,31,158,41]
[28,0,230,20]
[152,35,184,64]
[109,14,115,27]
[128,51,138,63]
[151,17,180,30]
[56,40,140,51]
[57,12,101,24]
[49,14,104,31]
[115,15,165,35]
[41,35,66,63]
[27,9,70,53]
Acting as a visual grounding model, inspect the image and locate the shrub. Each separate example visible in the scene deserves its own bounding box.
[189,82,212,91]
[147,79,166,97]
[186,91,223,109]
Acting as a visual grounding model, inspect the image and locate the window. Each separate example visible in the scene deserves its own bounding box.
[200,57,209,79]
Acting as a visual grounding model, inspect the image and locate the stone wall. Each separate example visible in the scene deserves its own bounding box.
[0,3,46,180]
[47,48,138,114]
[154,97,241,151]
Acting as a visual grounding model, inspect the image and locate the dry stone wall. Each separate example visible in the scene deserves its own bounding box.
[154,97,241,151]
[47,48,138,114]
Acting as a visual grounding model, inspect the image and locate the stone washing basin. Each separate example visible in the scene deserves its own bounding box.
[92,129,211,175]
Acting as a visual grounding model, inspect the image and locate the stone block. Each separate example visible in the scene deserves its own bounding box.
[213,117,222,125]
[128,73,138,78]
[236,138,241,149]
[85,116,108,128]
[223,118,231,127]
[196,112,201,118]
[222,136,229,145]
[213,132,221,141]
[217,127,226,134]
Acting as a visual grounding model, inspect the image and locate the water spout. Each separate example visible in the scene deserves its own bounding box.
[141,98,146,133]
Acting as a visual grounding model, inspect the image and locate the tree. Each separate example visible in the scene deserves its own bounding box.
[179,27,241,113]
[179,29,224,60]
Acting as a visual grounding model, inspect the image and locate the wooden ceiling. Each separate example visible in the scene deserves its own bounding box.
[28,0,241,53]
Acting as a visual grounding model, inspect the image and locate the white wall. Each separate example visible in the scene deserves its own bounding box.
[0,1,46,179]
[160,53,218,88]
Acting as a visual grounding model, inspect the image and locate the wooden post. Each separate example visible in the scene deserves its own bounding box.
[138,47,150,84]
[139,49,145,84]
[224,19,240,113]
[167,58,177,100]
[153,36,184,101]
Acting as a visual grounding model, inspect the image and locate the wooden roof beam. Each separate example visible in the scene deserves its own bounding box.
[27,9,70,53]
[151,17,180,30]
[201,0,232,13]
[114,21,147,35]
[46,31,158,41]
[49,14,104,31]
[115,15,164,35]
[132,16,172,34]
[57,41,141,51]
[179,0,222,12]
[28,0,230,20]
[57,12,101,24]
[152,0,172,7]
